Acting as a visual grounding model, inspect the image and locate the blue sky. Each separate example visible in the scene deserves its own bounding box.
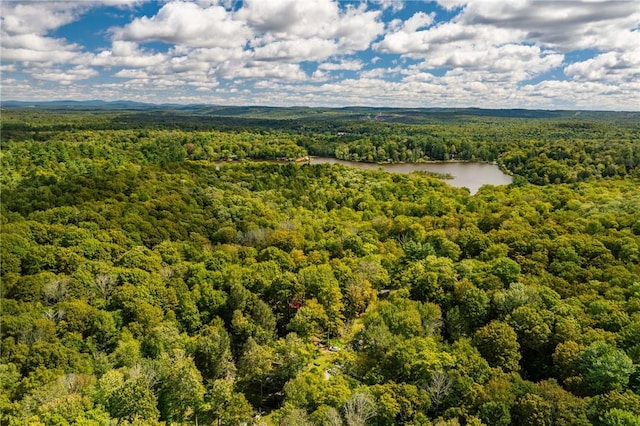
[1,0,639,110]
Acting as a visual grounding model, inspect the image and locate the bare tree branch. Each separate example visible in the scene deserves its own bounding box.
[343,392,377,426]
[426,370,452,408]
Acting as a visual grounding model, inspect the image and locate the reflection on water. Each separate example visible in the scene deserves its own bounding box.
[310,157,512,194]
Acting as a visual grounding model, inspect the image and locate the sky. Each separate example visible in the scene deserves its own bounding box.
[1,0,639,110]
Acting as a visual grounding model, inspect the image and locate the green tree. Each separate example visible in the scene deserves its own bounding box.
[298,264,345,336]
[193,320,235,381]
[579,341,634,394]
[205,379,254,426]
[98,369,159,422]
[600,408,640,426]
[236,337,275,404]
[473,321,521,372]
[157,349,205,424]
[513,393,553,426]
[508,305,552,350]
[402,256,457,304]
[491,257,521,286]
[288,299,330,338]
[478,401,511,426]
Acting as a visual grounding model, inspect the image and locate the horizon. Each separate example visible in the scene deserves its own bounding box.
[3,99,639,113]
[2,0,639,110]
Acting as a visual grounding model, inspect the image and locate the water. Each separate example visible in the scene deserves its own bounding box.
[309,157,512,194]
[214,157,512,194]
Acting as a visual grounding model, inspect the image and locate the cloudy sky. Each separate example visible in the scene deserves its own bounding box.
[1,0,639,109]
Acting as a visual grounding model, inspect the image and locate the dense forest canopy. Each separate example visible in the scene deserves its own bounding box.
[1,106,639,425]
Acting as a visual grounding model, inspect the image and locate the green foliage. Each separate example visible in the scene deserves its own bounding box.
[204,379,254,425]
[600,408,640,426]
[473,321,521,372]
[2,108,639,424]
[156,349,205,423]
[479,401,511,426]
[579,342,635,395]
[98,369,159,422]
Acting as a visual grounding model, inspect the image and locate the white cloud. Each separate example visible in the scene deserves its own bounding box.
[0,64,17,72]
[0,2,84,64]
[113,68,149,78]
[32,66,98,84]
[1,42,80,63]
[457,0,640,52]
[311,69,329,81]
[238,0,381,43]
[218,61,307,81]
[1,2,82,36]
[318,60,363,71]
[98,0,147,6]
[241,0,383,59]
[376,20,561,83]
[359,66,403,79]
[426,44,563,81]
[371,0,405,13]
[1,0,638,110]
[564,49,640,83]
[186,47,245,64]
[435,0,467,11]
[252,38,338,62]
[1,1,145,36]
[376,21,493,56]
[106,0,384,84]
[86,41,167,68]
[402,12,436,33]
[114,1,251,48]
[376,0,638,91]
[520,79,638,110]
[0,1,147,65]
[331,4,385,52]
[239,0,334,35]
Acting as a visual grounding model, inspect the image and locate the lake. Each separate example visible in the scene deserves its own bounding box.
[309,157,512,194]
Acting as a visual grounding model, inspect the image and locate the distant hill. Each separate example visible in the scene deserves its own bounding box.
[2,100,638,123]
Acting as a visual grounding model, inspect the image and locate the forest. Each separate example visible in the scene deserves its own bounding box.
[1,106,639,425]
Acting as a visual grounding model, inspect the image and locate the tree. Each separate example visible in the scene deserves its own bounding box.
[343,279,376,320]
[288,299,330,338]
[273,333,314,386]
[600,408,640,426]
[98,369,159,422]
[343,392,377,426]
[236,337,275,404]
[508,305,552,350]
[513,393,553,426]
[283,371,351,413]
[193,320,235,381]
[403,256,457,304]
[205,379,254,426]
[278,406,314,426]
[369,382,430,425]
[384,337,455,383]
[478,401,511,426]
[579,341,634,395]
[451,280,489,332]
[110,328,141,368]
[425,370,452,410]
[491,257,521,286]
[473,321,521,373]
[298,264,344,336]
[156,349,206,424]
